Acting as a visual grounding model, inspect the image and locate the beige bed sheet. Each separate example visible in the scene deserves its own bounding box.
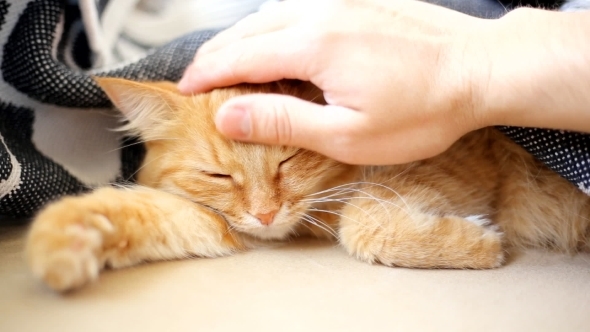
[1,225,589,332]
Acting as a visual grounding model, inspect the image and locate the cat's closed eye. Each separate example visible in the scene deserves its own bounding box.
[199,170,232,180]
[207,173,232,179]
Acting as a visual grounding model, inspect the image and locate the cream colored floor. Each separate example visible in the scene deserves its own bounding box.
[1,225,589,332]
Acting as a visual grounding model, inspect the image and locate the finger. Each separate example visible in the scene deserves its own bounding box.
[214,93,364,158]
[178,30,310,93]
[198,1,298,56]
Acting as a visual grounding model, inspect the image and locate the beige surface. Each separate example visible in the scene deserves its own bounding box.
[1,225,589,332]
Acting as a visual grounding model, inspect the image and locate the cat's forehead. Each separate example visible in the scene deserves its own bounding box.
[215,139,296,167]
[182,120,296,170]
[175,84,310,168]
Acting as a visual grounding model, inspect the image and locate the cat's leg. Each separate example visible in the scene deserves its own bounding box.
[26,187,243,292]
[338,183,504,269]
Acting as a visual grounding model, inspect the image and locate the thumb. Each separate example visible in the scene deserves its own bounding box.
[214,93,360,154]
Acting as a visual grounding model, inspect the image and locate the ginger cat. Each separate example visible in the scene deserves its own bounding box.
[25,78,590,292]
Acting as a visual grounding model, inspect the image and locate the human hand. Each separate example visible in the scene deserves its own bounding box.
[178,0,495,165]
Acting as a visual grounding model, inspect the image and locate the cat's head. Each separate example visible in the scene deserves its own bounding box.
[95,77,354,240]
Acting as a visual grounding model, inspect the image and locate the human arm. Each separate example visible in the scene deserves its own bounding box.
[480,8,590,134]
[178,0,590,165]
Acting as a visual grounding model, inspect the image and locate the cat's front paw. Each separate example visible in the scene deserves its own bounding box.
[26,199,114,292]
[340,214,506,269]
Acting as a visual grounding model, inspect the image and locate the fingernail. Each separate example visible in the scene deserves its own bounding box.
[215,105,251,139]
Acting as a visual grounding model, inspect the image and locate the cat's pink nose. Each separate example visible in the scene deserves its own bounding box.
[254,211,277,226]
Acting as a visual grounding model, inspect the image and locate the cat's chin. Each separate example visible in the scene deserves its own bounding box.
[242,224,296,241]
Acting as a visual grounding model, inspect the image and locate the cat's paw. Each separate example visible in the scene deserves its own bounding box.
[26,199,114,292]
[340,214,506,269]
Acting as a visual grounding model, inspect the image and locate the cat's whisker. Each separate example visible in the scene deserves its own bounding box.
[304,196,406,229]
[363,164,417,187]
[311,186,361,197]
[105,139,146,153]
[225,223,239,236]
[305,207,373,231]
[124,150,176,182]
[303,209,393,243]
[298,221,317,235]
[297,212,335,233]
[341,181,413,214]
[105,137,182,154]
[107,182,136,190]
[297,213,338,238]
[306,180,411,211]
[304,182,364,197]
[306,185,412,223]
[304,181,416,226]
[309,195,411,216]
[308,192,357,202]
[326,198,388,229]
[309,201,388,232]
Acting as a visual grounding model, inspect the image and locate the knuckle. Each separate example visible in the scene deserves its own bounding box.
[270,100,293,145]
[252,98,293,146]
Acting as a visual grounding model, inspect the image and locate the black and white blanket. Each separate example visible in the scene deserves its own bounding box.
[0,0,222,219]
[0,0,588,222]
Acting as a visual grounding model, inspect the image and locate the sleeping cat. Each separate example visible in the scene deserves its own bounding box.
[25,77,590,292]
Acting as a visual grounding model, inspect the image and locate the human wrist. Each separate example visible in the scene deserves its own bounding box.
[433,15,496,134]
[479,7,590,132]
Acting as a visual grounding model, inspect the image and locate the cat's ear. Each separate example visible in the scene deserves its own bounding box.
[94,77,183,140]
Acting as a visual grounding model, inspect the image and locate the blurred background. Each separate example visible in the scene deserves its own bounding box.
[80,0,277,68]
